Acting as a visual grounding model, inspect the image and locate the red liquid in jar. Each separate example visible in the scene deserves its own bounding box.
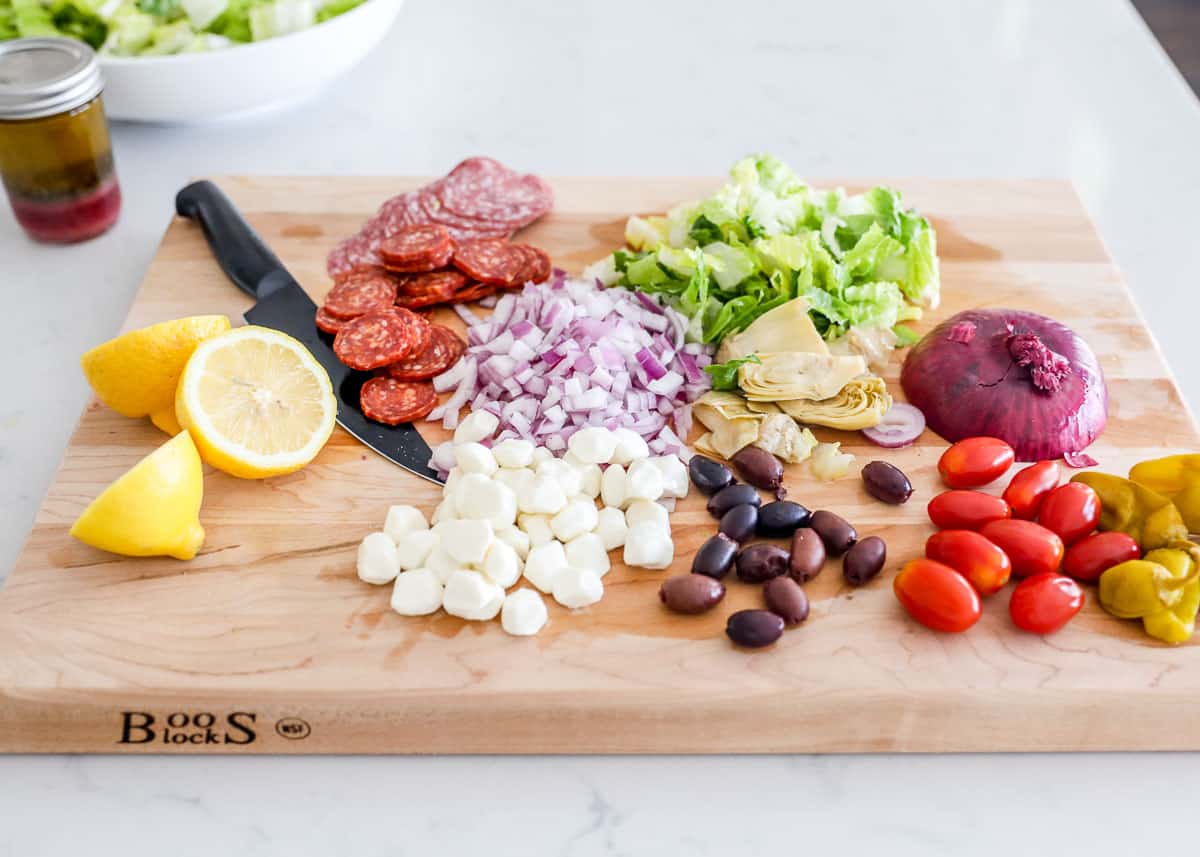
[9,176,121,243]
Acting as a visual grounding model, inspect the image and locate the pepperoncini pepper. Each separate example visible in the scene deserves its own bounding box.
[1071,472,1189,550]
[1098,541,1200,644]
[1129,454,1200,533]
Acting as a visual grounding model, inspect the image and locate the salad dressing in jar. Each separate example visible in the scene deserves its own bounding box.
[0,37,120,243]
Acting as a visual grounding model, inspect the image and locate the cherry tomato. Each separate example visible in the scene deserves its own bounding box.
[979,519,1064,578]
[1063,532,1141,582]
[1002,461,1061,520]
[1037,482,1101,546]
[894,558,982,632]
[925,530,1012,595]
[938,437,1016,489]
[1009,572,1084,634]
[928,490,1012,531]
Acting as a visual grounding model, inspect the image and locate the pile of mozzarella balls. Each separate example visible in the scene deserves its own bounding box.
[356,411,689,636]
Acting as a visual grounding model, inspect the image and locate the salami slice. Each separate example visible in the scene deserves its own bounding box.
[452,238,525,286]
[360,377,437,425]
[437,158,553,226]
[333,308,415,370]
[315,306,348,335]
[384,324,465,381]
[416,186,513,240]
[323,270,398,319]
[378,224,454,272]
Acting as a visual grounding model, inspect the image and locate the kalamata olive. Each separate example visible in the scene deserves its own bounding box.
[731,446,785,495]
[788,528,826,583]
[691,533,739,579]
[726,609,786,648]
[809,510,858,556]
[718,504,759,543]
[688,455,734,495]
[659,575,726,614]
[843,536,887,586]
[735,543,790,583]
[763,577,809,625]
[757,500,812,537]
[707,484,762,519]
[861,460,913,505]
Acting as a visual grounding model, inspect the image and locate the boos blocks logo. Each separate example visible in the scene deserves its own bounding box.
[116,711,312,747]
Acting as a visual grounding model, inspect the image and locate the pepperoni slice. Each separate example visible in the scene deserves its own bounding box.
[451,282,497,303]
[333,308,415,370]
[398,269,467,299]
[315,306,347,334]
[384,324,466,381]
[511,244,552,285]
[452,238,525,286]
[360,377,437,425]
[323,270,398,319]
[378,224,455,272]
[406,310,433,358]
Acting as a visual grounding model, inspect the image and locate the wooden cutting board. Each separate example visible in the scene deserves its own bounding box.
[2,176,1197,754]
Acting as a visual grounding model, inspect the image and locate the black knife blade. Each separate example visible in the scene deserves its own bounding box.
[175,180,442,484]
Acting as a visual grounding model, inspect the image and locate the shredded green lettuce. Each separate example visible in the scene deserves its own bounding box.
[591,153,941,347]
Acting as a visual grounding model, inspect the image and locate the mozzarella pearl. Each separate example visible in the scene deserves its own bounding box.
[623,521,675,569]
[383,505,429,543]
[610,427,650,465]
[453,411,499,445]
[390,569,444,616]
[501,588,548,636]
[482,540,522,588]
[395,529,437,570]
[550,497,599,542]
[357,531,401,584]
[594,506,628,551]
[552,567,604,608]
[442,570,505,621]
[565,532,611,576]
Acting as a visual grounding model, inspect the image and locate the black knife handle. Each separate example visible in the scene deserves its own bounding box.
[176,180,288,300]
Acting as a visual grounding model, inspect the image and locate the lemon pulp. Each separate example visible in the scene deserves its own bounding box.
[176,326,336,479]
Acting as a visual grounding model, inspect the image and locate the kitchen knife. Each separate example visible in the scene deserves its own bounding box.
[175,180,442,484]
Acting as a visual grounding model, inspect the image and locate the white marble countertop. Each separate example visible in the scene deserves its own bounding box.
[3,0,1200,853]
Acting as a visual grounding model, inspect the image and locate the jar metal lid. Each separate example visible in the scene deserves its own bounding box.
[0,38,103,120]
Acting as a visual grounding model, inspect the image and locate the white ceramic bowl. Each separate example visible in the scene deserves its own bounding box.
[98,0,402,122]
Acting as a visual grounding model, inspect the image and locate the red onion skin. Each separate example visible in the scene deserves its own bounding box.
[900,309,1107,462]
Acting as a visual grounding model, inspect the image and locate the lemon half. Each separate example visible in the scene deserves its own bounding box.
[70,431,206,560]
[80,315,231,433]
[175,325,337,479]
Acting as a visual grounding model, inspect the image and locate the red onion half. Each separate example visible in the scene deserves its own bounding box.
[900,309,1107,462]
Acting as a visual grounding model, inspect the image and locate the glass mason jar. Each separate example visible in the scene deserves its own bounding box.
[0,38,121,243]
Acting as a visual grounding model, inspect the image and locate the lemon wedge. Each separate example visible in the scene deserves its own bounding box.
[70,431,206,560]
[175,325,337,479]
[80,315,231,434]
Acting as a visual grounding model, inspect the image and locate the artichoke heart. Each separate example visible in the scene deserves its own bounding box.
[771,376,893,430]
[694,392,761,459]
[739,352,868,402]
[717,297,828,363]
[754,414,817,464]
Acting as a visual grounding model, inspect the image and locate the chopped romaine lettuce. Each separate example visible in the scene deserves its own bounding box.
[704,354,761,392]
[179,0,222,28]
[599,153,941,346]
[248,0,311,40]
[3,0,359,52]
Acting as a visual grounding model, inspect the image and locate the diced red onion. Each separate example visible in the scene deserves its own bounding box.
[428,278,714,455]
[453,304,482,326]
